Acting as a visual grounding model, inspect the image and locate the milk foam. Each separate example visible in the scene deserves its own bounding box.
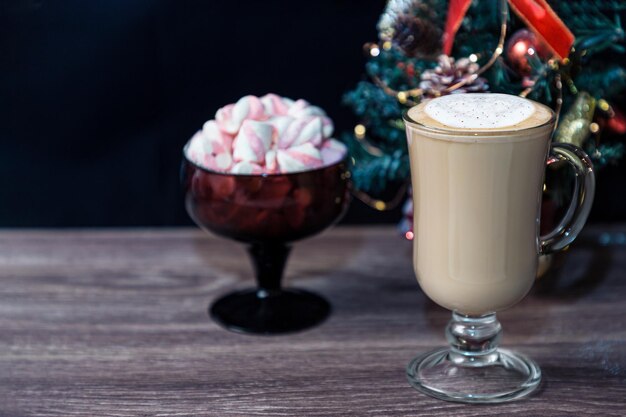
[424,94,535,129]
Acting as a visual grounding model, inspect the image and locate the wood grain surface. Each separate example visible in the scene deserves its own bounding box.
[0,226,624,416]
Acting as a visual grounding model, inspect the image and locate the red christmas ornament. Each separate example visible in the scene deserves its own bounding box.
[607,106,626,135]
[505,29,550,76]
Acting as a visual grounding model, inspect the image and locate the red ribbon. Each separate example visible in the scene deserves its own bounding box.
[442,0,575,61]
[442,0,473,57]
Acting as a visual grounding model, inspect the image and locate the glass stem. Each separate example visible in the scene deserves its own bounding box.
[247,243,291,297]
[446,311,502,366]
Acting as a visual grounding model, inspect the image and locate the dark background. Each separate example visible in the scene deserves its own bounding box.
[1,0,624,227]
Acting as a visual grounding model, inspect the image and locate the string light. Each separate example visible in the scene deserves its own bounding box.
[354,124,366,139]
[351,183,410,212]
[589,122,600,134]
[370,46,380,57]
[598,99,610,112]
[374,201,386,210]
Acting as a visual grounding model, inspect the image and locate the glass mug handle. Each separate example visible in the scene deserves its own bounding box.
[539,143,595,255]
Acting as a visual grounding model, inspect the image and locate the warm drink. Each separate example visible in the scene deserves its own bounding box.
[403,93,594,403]
[406,94,554,314]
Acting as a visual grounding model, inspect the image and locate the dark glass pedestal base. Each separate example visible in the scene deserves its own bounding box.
[210,288,331,335]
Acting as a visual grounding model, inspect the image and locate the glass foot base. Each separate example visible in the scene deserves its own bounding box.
[210,288,330,335]
[407,347,541,403]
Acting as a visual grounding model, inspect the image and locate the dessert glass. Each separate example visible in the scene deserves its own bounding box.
[182,146,350,334]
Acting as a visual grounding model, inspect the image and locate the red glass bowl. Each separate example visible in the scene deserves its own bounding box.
[181,147,351,334]
[183,156,350,244]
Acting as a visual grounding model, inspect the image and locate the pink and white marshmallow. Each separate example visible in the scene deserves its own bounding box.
[320,116,334,138]
[321,138,347,166]
[276,143,323,173]
[231,161,264,175]
[279,116,323,149]
[286,99,311,117]
[265,149,279,174]
[187,131,213,165]
[233,120,273,164]
[202,120,234,170]
[202,120,232,151]
[266,116,295,142]
[187,136,223,172]
[186,93,347,175]
[261,93,291,116]
[216,95,265,134]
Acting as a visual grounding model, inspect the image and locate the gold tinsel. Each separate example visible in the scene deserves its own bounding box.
[555,91,596,147]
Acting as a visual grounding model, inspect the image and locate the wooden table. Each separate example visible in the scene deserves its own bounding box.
[0,226,624,416]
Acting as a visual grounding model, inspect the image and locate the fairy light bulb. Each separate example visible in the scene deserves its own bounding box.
[354,124,366,139]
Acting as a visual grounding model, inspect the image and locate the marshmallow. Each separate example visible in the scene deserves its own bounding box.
[231,161,264,175]
[279,116,323,149]
[214,152,233,171]
[190,151,229,173]
[282,96,295,109]
[293,105,326,118]
[233,120,273,163]
[261,93,290,116]
[276,142,323,173]
[216,95,265,134]
[320,139,347,166]
[265,149,278,173]
[203,120,234,170]
[266,116,295,143]
[190,94,341,175]
[233,94,265,120]
[286,99,311,117]
[202,120,233,154]
[203,154,223,172]
[320,116,334,138]
[186,131,213,165]
[215,104,236,134]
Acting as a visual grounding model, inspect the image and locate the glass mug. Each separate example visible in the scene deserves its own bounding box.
[403,93,595,403]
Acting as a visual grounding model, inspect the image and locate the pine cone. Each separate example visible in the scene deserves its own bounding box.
[393,15,441,58]
[419,55,489,96]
